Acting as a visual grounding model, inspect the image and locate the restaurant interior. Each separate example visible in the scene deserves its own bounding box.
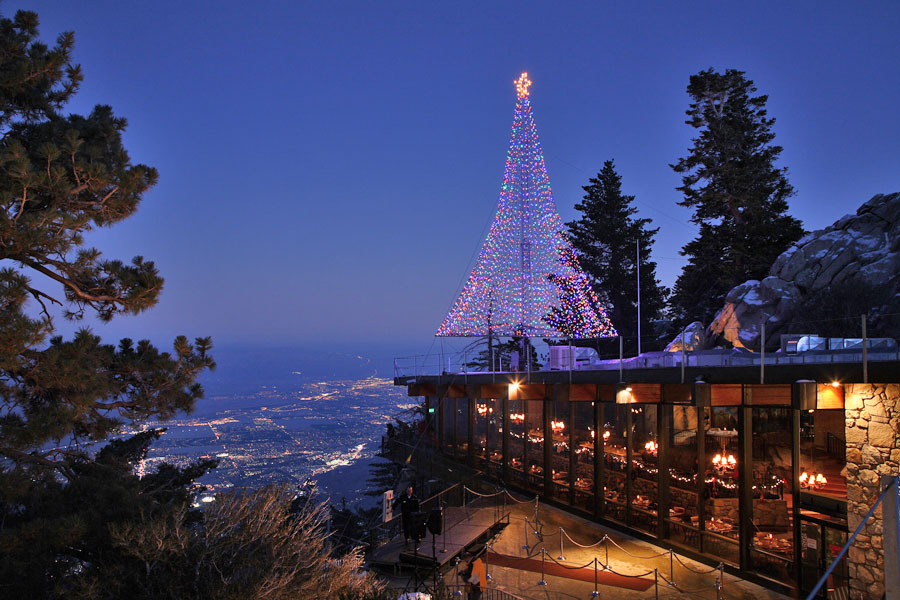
[435,381,849,592]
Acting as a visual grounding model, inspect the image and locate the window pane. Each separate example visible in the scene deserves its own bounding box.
[508,398,525,486]
[573,401,596,513]
[664,405,700,550]
[701,406,740,565]
[601,404,627,523]
[550,397,571,502]
[751,406,794,580]
[525,399,544,494]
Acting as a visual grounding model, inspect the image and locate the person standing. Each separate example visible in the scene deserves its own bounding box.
[393,485,419,546]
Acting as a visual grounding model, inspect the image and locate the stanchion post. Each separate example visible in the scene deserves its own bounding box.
[719,563,724,595]
[522,518,529,552]
[558,527,565,560]
[453,557,462,597]
[605,536,609,569]
[485,543,492,582]
[669,549,674,586]
[654,568,659,600]
[538,548,548,586]
[592,557,599,597]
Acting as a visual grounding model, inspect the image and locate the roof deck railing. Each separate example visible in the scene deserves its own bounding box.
[394,347,900,381]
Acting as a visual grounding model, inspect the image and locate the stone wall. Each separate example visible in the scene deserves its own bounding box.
[844,383,900,599]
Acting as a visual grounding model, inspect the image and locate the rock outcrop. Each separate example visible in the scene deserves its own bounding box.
[664,321,706,352]
[708,193,900,349]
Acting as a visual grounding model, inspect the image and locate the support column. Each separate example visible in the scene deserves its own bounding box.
[544,391,553,496]
[626,407,634,525]
[738,405,753,570]
[696,406,706,552]
[658,404,670,540]
[568,398,576,505]
[502,394,510,484]
[792,407,802,589]
[595,395,603,517]
[467,395,475,467]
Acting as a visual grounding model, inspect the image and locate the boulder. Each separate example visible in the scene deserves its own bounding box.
[708,193,900,349]
[664,321,706,352]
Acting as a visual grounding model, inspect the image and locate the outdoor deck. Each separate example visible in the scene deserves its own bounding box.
[369,505,509,573]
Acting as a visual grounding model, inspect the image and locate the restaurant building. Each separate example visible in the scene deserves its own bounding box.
[397,357,900,598]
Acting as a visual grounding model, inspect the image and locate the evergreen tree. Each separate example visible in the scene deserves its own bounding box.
[463,336,540,371]
[0,11,218,597]
[670,68,803,324]
[567,160,667,354]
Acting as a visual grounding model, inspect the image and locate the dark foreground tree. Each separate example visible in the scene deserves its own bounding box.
[670,68,803,324]
[567,160,667,353]
[0,10,220,598]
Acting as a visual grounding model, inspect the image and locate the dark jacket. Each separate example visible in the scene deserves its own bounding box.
[393,492,419,516]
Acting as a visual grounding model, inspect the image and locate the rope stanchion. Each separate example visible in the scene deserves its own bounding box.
[541,553,596,571]
[538,548,547,586]
[592,557,599,597]
[485,542,492,582]
[557,526,565,560]
[658,564,725,595]
[452,557,462,597]
[522,517,529,551]
[673,553,724,575]
[561,528,606,549]
[654,568,659,600]
[669,549,674,586]
[602,535,671,559]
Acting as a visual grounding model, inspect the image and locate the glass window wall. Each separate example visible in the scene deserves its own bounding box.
[525,399,544,493]
[473,399,488,467]
[701,406,740,564]
[486,398,503,477]
[664,404,700,550]
[573,401,596,512]
[629,405,659,533]
[550,396,571,501]
[455,397,469,460]
[750,406,794,581]
[508,398,526,486]
[601,403,627,522]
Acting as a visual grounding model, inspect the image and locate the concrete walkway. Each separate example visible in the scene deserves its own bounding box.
[471,498,791,600]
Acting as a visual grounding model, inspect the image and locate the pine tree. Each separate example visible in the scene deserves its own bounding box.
[566,160,667,353]
[0,11,218,597]
[670,68,803,324]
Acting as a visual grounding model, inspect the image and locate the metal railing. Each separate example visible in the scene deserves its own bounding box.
[394,348,900,380]
[805,474,899,599]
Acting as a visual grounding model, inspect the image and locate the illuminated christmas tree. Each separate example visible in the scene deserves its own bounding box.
[437,73,617,339]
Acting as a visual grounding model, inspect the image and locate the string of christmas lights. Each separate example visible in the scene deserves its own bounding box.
[436,73,617,339]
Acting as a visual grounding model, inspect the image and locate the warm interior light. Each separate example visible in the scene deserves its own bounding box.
[800,472,809,484]
[727,455,736,465]
[816,473,827,484]
[625,386,633,392]
[713,454,722,464]
[831,381,840,387]
[510,381,520,391]
[602,430,611,441]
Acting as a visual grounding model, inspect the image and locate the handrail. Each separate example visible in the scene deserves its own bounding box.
[805,474,899,599]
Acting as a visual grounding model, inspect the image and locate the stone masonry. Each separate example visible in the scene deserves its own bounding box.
[844,383,900,599]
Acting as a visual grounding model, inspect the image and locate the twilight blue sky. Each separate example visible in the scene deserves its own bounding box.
[9,1,900,357]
